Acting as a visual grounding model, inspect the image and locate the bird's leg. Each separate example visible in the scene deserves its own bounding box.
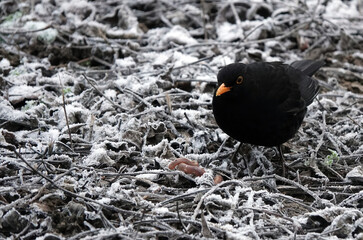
[278,145,286,176]
[232,142,242,164]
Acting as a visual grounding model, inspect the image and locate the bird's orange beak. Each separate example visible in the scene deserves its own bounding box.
[216,83,232,96]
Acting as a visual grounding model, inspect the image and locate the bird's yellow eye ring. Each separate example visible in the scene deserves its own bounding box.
[236,76,243,84]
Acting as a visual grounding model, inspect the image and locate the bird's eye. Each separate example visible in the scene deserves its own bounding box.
[236,76,243,84]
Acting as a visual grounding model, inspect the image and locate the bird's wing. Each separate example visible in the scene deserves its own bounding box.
[298,75,320,106]
[248,63,305,115]
[288,60,323,106]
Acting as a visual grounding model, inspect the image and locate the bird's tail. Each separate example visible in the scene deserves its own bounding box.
[291,60,325,77]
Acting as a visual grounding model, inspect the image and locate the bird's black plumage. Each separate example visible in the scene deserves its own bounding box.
[212,60,324,147]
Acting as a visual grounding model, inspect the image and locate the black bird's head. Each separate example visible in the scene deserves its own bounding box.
[215,63,249,97]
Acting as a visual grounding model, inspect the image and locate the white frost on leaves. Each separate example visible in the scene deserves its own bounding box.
[8,85,41,102]
[84,20,107,32]
[146,28,169,46]
[172,51,198,68]
[38,72,74,86]
[143,138,169,155]
[340,132,358,142]
[217,22,243,42]
[23,21,46,30]
[57,103,90,128]
[107,25,143,38]
[136,174,158,181]
[60,0,96,26]
[0,97,32,122]
[158,157,174,169]
[60,0,93,12]
[34,2,49,16]
[8,68,37,85]
[189,93,212,105]
[323,0,361,19]
[194,74,216,83]
[210,54,235,68]
[115,75,158,94]
[181,4,202,16]
[115,56,136,68]
[152,207,170,214]
[162,25,198,45]
[219,209,235,223]
[352,51,363,59]
[97,197,111,204]
[345,165,363,182]
[172,108,200,124]
[216,128,229,141]
[190,130,208,154]
[23,21,58,43]
[106,182,136,201]
[83,146,115,167]
[0,58,10,68]
[48,129,60,142]
[263,54,281,62]
[247,48,281,62]
[225,230,255,240]
[104,89,117,100]
[195,169,214,185]
[153,52,173,66]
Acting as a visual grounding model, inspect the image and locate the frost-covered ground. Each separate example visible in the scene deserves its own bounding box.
[0,0,362,239]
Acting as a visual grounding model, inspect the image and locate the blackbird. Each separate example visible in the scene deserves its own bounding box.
[212,60,324,173]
